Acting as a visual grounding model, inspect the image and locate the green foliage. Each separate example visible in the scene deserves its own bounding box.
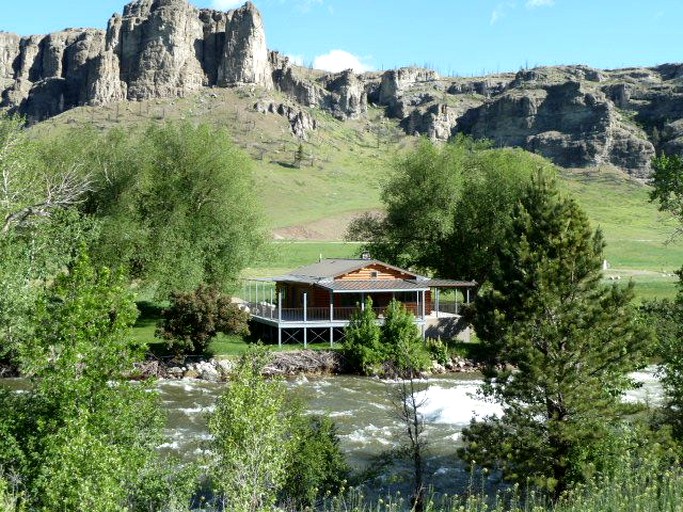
[209,345,348,510]
[650,153,683,236]
[0,114,94,364]
[382,299,430,375]
[643,289,683,445]
[156,284,249,356]
[342,298,384,374]
[319,449,683,512]
[57,121,268,297]
[282,415,350,509]
[342,298,430,376]
[425,338,450,366]
[462,173,651,497]
[347,137,550,282]
[208,345,296,511]
[0,250,183,511]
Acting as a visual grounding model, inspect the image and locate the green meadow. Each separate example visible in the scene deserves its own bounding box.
[40,91,683,304]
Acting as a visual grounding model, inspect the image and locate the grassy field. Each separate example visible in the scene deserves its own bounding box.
[36,89,683,308]
[560,167,683,301]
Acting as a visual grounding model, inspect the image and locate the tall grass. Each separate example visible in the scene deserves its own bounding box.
[319,455,683,512]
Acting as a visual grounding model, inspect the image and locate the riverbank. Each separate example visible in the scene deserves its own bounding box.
[133,350,484,382]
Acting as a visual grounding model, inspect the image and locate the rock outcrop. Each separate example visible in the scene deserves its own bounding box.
[254,100,317,140]
[1,0,272,121]
[270,52,367,120]
[1,0,682,175]
[370,65,669,177]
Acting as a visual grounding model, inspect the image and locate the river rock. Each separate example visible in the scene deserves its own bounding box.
[215,359,233,378]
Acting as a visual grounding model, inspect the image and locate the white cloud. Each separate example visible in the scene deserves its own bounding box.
[490,1,516,25]
[211,0,244,10]
[525,0,555,8]
[313,50,373,73]
[490,7,504,24]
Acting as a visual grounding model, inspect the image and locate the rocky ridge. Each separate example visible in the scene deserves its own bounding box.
[2,0,682,176]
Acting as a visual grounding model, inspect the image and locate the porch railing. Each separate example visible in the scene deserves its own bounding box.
[433,301,463,316]
[246,303,425,323]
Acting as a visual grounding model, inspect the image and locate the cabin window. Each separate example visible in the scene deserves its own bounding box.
[370,271,379,279]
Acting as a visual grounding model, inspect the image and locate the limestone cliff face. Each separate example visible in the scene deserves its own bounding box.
[1,0,681,175]
[0,0,272,120]
[369,65,671,177]
[270,52,367,120]
[218,2,272,88]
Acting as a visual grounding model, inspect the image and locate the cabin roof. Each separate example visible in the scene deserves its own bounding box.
[277,258,423,282]
[320,280,429,293]
[256,259,477,292]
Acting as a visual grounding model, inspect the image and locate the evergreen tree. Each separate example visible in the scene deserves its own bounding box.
[382,299,430,375]
[461,173,650,497]
[294,142,305,168]
[341,297,383,374]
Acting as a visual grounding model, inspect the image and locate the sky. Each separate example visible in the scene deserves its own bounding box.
[2,0,682,77]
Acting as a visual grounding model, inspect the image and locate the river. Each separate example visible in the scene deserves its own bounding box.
[0,368,663,496]
[155,368,662,494]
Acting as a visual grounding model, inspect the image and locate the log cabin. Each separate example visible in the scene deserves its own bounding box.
[244,258,476,346]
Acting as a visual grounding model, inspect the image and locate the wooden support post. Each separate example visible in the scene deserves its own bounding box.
[329,327,334,347]
[278,291,282,322]
[278,327,282,348]
[421,290,426,320]
[303,292,308,348]
[436,289,440,319]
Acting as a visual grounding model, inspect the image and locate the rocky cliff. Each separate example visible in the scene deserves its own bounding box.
[0,0,272,120]
[2,0,682,176]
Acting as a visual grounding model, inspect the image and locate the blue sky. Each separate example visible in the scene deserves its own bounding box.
[2,0,681,76]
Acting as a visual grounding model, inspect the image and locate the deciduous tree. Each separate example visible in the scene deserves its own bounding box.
[0,250,184,511]
[347,137,549,282]
[76,122,267,297]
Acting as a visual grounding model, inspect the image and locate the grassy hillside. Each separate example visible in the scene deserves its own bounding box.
[560,167,682,300]
[31,88,683,300]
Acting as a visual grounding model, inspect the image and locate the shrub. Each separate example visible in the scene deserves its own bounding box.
[342,298,384,374]
[282,415,350,509]
[156,284,249,356]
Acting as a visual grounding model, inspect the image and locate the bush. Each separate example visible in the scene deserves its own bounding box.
[426,338,450,366]
[342,299,430,376]
[282,415,350,509]
[156,284,249,356]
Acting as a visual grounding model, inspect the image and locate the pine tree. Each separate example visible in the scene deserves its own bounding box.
[294,142,305,169]
[461,173,650,497]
